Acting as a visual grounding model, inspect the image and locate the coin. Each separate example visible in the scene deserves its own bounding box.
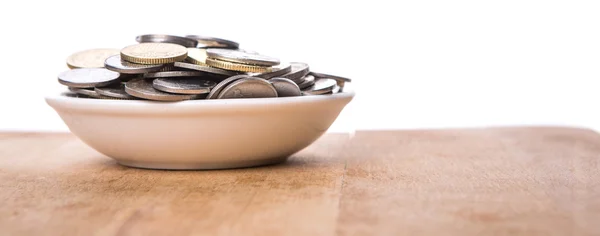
[206,48,280,66]
[238,49,260,54]
[158,64,176,72]
[144,71,204,78]
[269,78,301,97]
[66,48,120,69]
[59,34,351,101]
[174,62,237,76]
[249,63,292,79]
[205,57,272,73]
[185,35,239,49]
[118,73,139,81]
[331,85,341,94]
[135,34,198,48]
[61,91,89,98]
[153,78,216,95]
[280,62,309,83]
[95,82,137,99]
[121,43,188,65]
[294,75,307,85]
[297,75,316,90]
[186,48,209,66]
[69,87,112,99]
[217,77,278,99]
[58,68,120,88]
[206,75,250,99]
[104,55,164,74]
[125,78,203,101]
[302,78,337,95]
[309,71,352,87]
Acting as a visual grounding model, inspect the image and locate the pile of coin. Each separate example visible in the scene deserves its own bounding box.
[58,34,351,101]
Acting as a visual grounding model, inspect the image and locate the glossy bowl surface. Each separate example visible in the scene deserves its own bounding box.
[45,92,354,170]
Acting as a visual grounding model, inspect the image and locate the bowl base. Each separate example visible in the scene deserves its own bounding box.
[116,156,289,170]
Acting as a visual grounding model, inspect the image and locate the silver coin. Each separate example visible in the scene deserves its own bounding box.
[105,55,164,74]
[205,75,251,99]
[158,64,177,72]
[184,35,239,49]
[248,63,292,79]
[280,62,309,84]
[217,77,278,99]
[298,75,316,90]
[206,48,280,66]
[294,75,307,85]
[269,78,301,97]
[95,82,137,99]
[144,71,204,78]
[125,78,203,101]
[61,91,88,98]
[331,85,341,94]
[174,61,238,76]
[135,34,198,48]
[118,73,139,81]
[314,85,341,95]
[58,68,120,88]
[68,87,111,99]
[302,78,337,95]
[153,78,216,95]
[238,49,260,54]
[309,71,352,87]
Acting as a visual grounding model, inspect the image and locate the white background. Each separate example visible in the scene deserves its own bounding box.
[0,0,599,132]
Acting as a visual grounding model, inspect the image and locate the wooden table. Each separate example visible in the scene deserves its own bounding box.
[1,127,599,236]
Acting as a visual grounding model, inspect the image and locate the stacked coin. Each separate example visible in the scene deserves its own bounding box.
[58,34,351,101]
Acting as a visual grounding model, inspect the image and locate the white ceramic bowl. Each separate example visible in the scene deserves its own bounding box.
[45,91,354,170]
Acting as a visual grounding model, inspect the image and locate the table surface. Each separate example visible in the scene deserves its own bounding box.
[1,127,599,236]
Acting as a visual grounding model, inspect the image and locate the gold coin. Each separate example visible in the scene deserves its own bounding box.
[120,43,187,65]
[205,57,272,73]
[66,48,120,69]
[186,48,208,66]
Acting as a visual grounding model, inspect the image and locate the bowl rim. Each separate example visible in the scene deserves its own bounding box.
[46,90,355,115]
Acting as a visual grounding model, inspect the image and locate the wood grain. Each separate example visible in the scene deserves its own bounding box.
[0,127,599,236]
